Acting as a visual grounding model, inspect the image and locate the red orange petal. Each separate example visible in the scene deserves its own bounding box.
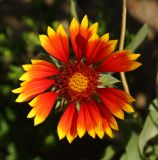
[86,34,117,64]
[77,102,86,138]
[57,103,78,143]
[39,25,69,63]
[20,60,58,81]
[105,88,135,103]
[103,88,134,113]
[84,102,96,138]
[97,50,141,72]
[97,88,124,119]
[70,15,98,62]
[67,111,78,143]
[88,101,105,139]
[15,79,54,102]
[97,102,118,130]
[27,91,58,125]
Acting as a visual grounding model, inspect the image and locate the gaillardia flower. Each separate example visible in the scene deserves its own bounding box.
[12,15,141,143]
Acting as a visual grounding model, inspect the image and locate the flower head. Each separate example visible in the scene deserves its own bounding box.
[12,15,141,143]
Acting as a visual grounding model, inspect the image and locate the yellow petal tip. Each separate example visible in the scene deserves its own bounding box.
[57,128,66,140]
[77,128,86,138]
[34,116,44,126]
[12,87,22,94]
[81,15,88,28]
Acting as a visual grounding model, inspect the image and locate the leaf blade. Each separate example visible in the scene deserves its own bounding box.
[139,99,158,156]
[126,24,149,52]
[98,74,120,87]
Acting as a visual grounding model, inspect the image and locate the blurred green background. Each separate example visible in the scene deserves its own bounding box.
[0,0,158,159]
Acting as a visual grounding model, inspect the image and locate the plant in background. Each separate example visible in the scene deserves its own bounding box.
[12,15,141,143]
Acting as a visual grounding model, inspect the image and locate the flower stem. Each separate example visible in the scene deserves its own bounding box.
[119,0,130,94]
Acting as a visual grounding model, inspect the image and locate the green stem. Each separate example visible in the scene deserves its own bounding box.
[70,0,78,20]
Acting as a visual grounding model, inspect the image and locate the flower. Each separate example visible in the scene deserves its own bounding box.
[12,15,141,143]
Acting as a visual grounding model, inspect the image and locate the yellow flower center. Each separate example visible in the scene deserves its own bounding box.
[69,73,89,93]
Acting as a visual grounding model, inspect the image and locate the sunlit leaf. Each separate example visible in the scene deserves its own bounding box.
[126,24,149,52]
[139,99,158,156]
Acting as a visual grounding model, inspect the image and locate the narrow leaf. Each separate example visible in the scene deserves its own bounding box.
[70,0,78,20]
[126,24,149,52]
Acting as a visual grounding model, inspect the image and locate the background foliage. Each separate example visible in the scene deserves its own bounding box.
[0,0,158,159]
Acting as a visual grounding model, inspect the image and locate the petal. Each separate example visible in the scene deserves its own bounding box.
[47,26,55,37]
[27,107,37,118]
[97,102,118,130]
[23,60,58,72]
[105,88,135,103]
[84,102,96,138]
[22,64,32,71]
[77,101,86,138]
[57,103,78,143]
[88,101,104,139]
[97,50,141,72]
[15,79,54,102]
[27,91,58,125]
[20,60,58,81]
[101,33,109,41]
[39,25,69,63]
[102,118,113,138]
[97,88,124,119]
[103,88,134,113]
[70,15,98,62]
[12,87,23,94]
[66,112,78,143]
[89,22,98,34]
[86,34,117,64]
[81,15,88,29]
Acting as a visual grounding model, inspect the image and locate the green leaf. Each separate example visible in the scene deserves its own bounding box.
[126,24,149,52]
[98,74,120,87]
[44,134,56,146]
[6,143,17,160]
[5,108,16,122]
[120,153,128,160]
[49,55,60,68]
[101,146,115,160]
[0,116,9,138]
[125,132,141,160]
[8,65,23,82]
[139,99,158,157]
